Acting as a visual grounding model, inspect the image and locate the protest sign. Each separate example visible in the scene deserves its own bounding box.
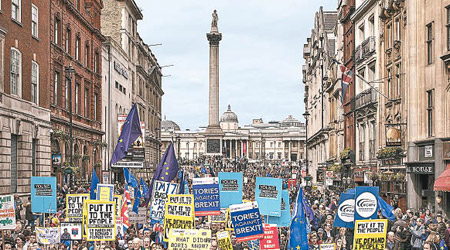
[150,181,179,220]
[353,219,387,250]
[0,195,15,230]
[320,243,336,250]
[97,184,114,201]
[113,195,122,217]
[255,177,282,217]
[248,239,261,250]
[209,208,227,222]
[60,223,82,240]
[31,176,57,213]
[193,177,220,216]
[36,227,60,245]
[168,194,194,205]
[218,172,243,208]
[116,220,124,239]
[230,201,264,242]
[66,194,89,222]
[267,190,291,227]
[225,208,234,231]
[84,200,116,241]
[334,192,355,228]
[168,229,211,250]
[355,187,379,221]
[164,202,195,241]
[217,231,233,250]
[129,207,147,223]
[260,224,280,250]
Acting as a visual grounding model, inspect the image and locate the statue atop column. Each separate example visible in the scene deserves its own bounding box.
[211,10,219,32]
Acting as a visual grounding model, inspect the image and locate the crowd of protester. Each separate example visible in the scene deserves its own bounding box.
[4,156,450,250]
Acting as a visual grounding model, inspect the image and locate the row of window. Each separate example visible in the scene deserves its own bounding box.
[10,48,39,104]
[54,17,100,73]
[8,0,40,38]
[115,81,127,95]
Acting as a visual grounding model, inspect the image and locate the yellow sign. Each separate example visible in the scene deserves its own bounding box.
[97,184,114,201]
[353,219,387,250]
[168,194,194,205]
[83,200,116,241]
[113,195,122,217]
[217,231,233,250]
[168,229,211,250]
[164,200,195,242]
[225,208,233,231]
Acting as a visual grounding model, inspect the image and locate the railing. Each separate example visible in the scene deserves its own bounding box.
[356,87,378,109]
[355,45,362,63]
[362,36,376,57]
[359,142,365,161]
[369,139,376,159]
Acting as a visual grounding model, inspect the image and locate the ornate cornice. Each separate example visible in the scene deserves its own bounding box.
[207,33,222,46]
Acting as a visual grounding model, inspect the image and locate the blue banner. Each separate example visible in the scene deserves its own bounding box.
[31,177,57,213]
[230,202,264,242]
[268,190,291,227]
[333,192,355,228]
[193,178,220,216]
[255,177,282,217]
[218,172,243,208]
[355,186,379,221]
[96,184,114,201]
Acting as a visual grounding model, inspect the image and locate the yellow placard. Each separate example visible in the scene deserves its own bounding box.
[353,219,387,250]
[164,201,195,242]
[225,208,233,231]
[217,231,233,250]
[320,243,336,250]
[98,185,114,201]
[168,229,211,250]
[83,200,116,241]
[167,194,194,205]
[113,195,122,217]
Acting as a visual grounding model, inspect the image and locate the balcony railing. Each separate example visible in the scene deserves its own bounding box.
[355,45,362,63]
[369,139,376,159]
[356,87,378,109]
[355,36,376,64]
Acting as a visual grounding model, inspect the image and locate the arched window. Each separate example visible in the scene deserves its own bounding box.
[52,139,60,154]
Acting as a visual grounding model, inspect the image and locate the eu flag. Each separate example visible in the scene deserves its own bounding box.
[110,103,142,166]
[301,190,316,225]
[289,188,309,250]
[378,197,396,221]
[153,142,179,182]
[140,177,149,199]
[124,168,139,188]
[178,170,185,194]
[133,188,141,214]
[90,168,99,199]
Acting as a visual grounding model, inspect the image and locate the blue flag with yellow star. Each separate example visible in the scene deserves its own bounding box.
[154,142,179,182]
[110,103,142,166]
[289,187,309,250]
[124,168,139,189]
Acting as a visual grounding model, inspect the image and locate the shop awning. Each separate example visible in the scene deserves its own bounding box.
[434,165,450,192]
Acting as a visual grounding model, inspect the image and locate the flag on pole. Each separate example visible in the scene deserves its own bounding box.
[90,169,99,199]
[110,103,142,166]
[149,142,179,198]
[289,188,310,250]
[124,168,139,188]
[339,64,353,102]
[133,188,141,214]
[121,186,131,231]
[378,196,396,221]
[140,177,149,199]
[178,170,185,194]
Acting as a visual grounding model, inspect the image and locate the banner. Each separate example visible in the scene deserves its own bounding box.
[36,227,60,245]
[267,190,291,227]
[353,219,387,250]
[230,202,264,242]
[209,208,227,222]
[168,229,211,250]
[113,195,122,217]
[193,177,220,216]
[0,195,15,230]
[355,187,379,221]
[129,207,147,223]
[260,224,280,250]
[150,181,179,220]
[31,177,57,213]
[84,200,116,241]
[334,192,355,228]
[255,177,282,217]
[164,202,195,241]
[168,194,194,205]
[320,243,336,250]
[66,194,89,222]
[217,231,233,250]
[97,184,114,201]
[60,223,82,241]
[218,172,243,208]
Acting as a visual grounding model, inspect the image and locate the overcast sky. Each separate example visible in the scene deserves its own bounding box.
[136,0,337,130]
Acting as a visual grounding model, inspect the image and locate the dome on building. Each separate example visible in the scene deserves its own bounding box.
[220,105,239,123]
[281,115,301,127]
[161,116,181,131]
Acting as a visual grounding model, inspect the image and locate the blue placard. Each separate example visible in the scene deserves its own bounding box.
[31,177,57,213]
[267,190,291,227]
[193,178,220,216]
[255,177,282,217]
[355,186,379,221]
[218,172,243,208]
[96,184,114,201]
[230,202,264,242]
[333,192,355,228]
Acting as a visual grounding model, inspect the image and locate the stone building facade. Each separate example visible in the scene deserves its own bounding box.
[302,7,337,183]
[101,0,163,181]
[50,0,104,185]
[0,0,52,194]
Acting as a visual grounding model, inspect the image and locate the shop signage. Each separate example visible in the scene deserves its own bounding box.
[407,165,434,174]
[425,145,433,158]
[114,61,129,79]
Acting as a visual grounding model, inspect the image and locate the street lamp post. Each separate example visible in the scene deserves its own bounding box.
[187,141,190,164]
[65,64,75,188]
[303,111,310,176]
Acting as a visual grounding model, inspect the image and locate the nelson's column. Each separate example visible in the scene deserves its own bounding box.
[205,10,224,155]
